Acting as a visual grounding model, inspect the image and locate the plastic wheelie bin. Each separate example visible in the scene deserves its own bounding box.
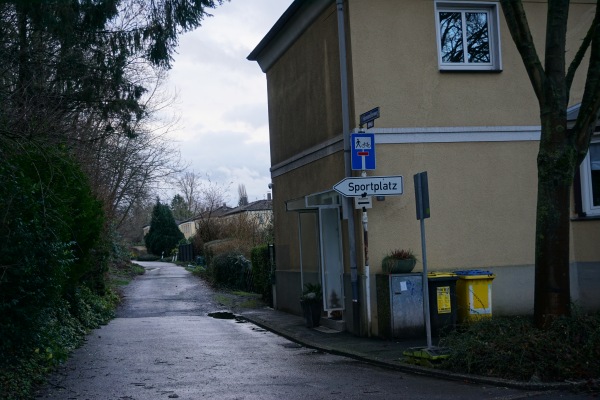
[454,270,495,322]
[427,272,458,335]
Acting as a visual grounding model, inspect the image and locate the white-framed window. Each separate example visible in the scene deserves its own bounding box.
[580,138,600,216]
[435,2,502,71]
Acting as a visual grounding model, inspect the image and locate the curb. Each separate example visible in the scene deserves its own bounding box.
[240,313,581,393]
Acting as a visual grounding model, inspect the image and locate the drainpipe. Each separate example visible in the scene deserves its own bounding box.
[336,0,361,335]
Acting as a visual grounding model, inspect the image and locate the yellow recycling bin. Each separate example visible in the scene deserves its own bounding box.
[454,270,495,322]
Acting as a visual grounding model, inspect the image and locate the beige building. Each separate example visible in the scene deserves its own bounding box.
[177,205,233,240]
[221,199,274,232]
[177,200,273,241]
[248,0,600,337]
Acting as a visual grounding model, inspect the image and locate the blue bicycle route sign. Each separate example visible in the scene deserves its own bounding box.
[351,133,375,170]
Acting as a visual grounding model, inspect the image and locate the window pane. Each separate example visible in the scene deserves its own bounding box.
[439,12,464,63]
[590,143,600,206]
[466,12,490,63]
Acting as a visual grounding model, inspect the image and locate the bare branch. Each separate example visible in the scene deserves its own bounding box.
[500,0,545,101]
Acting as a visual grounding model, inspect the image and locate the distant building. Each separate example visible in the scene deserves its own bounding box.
[177,204,233,240]
[221,197,274,232]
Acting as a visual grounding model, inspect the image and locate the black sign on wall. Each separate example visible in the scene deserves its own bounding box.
[414,172,430,220]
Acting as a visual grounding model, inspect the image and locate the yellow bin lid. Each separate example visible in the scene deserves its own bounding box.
[454,269,495,279]
[428,272,458,279]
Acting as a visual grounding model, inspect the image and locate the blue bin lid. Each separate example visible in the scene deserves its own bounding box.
[454,269,493,276]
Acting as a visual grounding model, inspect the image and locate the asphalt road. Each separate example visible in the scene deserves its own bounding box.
[35,262,594,399]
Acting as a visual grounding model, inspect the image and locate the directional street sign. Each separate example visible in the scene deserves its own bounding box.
[359,107,380,128]
[351,133,375,170]
[333,175,404,197]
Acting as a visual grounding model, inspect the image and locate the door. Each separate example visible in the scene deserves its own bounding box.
[318,207,344,311]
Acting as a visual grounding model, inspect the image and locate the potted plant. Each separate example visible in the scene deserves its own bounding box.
[299,282,322,328]
[382,249,417,274]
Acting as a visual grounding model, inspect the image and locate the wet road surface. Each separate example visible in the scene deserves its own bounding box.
[35,262,593,399]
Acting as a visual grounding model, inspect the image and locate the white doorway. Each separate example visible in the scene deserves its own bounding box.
[318,207,345,311]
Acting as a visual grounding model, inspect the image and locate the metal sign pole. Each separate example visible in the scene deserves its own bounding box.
[419,183,432,347]
[360,170,372,337]
[417,174,432,348]
[404,171,452,364]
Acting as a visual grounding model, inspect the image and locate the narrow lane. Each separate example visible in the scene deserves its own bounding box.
[36,262,591,399]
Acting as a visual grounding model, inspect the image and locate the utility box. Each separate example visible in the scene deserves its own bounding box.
[376,274,425,339]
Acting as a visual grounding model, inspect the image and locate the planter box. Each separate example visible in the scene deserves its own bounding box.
[382,258,416,274]
[300,300,322,328]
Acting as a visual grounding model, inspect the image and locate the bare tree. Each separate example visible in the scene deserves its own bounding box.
[177,171,204,216]
[238,183,248,206]
[500,2,600,327]
[192,177,230,244]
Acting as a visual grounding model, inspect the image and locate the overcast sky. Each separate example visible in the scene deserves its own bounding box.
[163,0,294,205]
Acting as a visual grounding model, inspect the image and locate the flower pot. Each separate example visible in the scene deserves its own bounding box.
[300,299,322,328]
[382,258,416,274]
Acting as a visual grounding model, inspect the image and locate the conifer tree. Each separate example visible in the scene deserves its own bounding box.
[145,199,184,256]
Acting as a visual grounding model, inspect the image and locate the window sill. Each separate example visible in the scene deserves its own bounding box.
[439,68,503,73]
[571,215,600,222]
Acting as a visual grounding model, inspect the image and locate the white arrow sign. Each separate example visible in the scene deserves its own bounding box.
[333,176,404,197]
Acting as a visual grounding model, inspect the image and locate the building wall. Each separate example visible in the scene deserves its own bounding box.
[178,221,197,239]
[368,139,538,272]
[346,0,594,128]
[267,4,343,166]
[261,0,600,333]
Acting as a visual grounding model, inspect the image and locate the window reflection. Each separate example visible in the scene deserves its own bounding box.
[439,12,463,62]
[466,12,490,63]
[439,10,490,64]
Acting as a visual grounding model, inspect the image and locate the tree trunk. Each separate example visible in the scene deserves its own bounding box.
[534,110,576,327]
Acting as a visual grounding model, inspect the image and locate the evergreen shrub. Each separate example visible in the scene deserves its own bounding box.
[210,252,251,291]
[250,245,272,304]
[144,200,184,256]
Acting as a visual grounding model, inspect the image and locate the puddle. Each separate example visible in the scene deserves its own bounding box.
[207,311,236,319]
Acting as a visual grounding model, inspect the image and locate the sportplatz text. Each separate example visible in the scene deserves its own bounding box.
[347,180,400,194]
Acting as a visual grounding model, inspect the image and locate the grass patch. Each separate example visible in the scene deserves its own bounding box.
[238,299,263,308]
[213,291,265,311]
[108,261,145,289]
[214,294,234,307]
[439,310,600,383]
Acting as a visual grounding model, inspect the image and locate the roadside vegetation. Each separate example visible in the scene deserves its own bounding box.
[0,240,144,400]
[187,239,274,309]
[439,310,600,387]
[0,1,222,399]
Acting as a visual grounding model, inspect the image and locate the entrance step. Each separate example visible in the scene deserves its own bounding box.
[319,317,346,332]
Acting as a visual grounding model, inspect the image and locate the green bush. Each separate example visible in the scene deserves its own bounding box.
[0,140,116,399]
[0,286,119,399]
[250,245,272,304]
[439,311,600,382]
[210,252,251,291]
[136,254,161,261]
[0,143,106,355]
